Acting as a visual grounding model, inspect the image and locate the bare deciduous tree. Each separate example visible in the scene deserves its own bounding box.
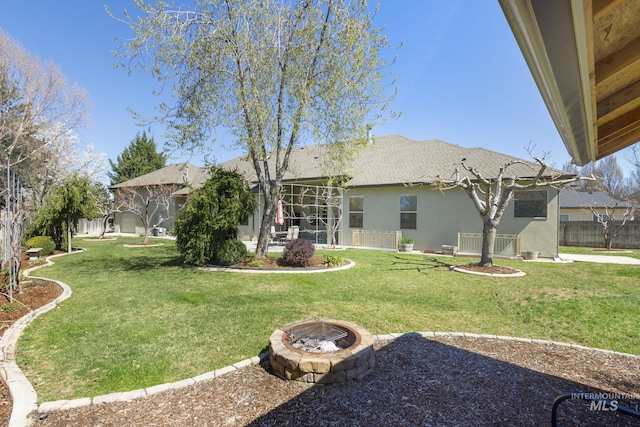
[442,149,586,267]
[91,183,115,238]
[291,185,343,248]
[563,155,628,197]
[589,203,636,250]
[0,30,89,170]
[113,184,183,243]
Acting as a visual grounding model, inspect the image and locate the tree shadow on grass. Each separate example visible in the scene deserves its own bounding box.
[247,334,640,426]
[52,253,184,274]
[389,255,455,273]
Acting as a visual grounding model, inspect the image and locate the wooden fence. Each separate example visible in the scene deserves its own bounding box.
[559,221,640,248]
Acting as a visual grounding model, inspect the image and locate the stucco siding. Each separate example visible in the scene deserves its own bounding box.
[341,186,560,257]
[560,207,595,222]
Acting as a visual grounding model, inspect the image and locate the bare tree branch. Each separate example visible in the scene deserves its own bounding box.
[113,184,183,243]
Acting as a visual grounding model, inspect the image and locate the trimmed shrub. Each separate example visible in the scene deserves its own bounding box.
[282,238,315,267]
[214,239,247,266]
[25,236,56,256]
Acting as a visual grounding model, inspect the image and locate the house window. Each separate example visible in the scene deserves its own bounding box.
[559,214,570,222]
[514,190,547,218]
[593,213,610,222]
[349,196,363,228]
[400,195,417,229]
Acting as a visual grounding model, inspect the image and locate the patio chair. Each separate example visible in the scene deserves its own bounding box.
[270,226,277,245]
[280,227,294,245]
[286,226,300,243]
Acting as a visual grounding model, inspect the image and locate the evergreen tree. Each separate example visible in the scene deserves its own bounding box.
[26,173,97,252]
[108,131,167,185]
[174,166,257,266]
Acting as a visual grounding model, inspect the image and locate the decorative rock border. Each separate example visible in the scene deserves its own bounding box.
[449,265,526,277]
[123,243,164,248]
[6,327,638,425]
[3,252,637,424]
[0,250,82,427]
[196,258,355,274]
[268,319,375,384]
[37,353,268,414]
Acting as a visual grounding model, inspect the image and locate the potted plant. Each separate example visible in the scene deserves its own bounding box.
[399,236,414,252]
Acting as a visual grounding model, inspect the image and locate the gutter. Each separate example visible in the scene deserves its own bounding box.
[498,0,596,166]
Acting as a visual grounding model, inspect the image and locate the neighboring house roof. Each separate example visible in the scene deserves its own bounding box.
[559,189,633,208]
[220,134,567,187]
[109,162,208,195]
[499,0,640,165]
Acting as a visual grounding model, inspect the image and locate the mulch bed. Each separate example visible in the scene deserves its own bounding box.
[232,256,329,269]
[29,336,640,426]
[454,263,522,275]
[0,251,64,427]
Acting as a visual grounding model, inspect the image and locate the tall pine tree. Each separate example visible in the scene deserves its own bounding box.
[108,131,167,185]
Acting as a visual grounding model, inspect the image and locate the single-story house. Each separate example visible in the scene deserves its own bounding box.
[109,162,208,235]
[110,135,572,258]
[559,188,635,222]
[222,135,570,258]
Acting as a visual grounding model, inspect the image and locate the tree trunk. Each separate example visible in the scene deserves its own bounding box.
[99,214,109,238]
[479,219,497,267]
[255,194,275,259]
[326,190,335,247]
[605,232,613,250]
[67,216,73,253]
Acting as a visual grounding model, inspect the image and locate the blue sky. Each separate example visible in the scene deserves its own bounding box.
[1,1,601,176]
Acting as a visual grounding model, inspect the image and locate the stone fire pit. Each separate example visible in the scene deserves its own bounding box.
[268,318,375,384]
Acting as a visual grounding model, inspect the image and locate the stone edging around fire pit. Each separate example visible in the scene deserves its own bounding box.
[269,319,375,384]
[195,259,355,274]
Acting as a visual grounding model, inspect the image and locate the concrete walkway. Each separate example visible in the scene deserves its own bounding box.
[558,253,640,265]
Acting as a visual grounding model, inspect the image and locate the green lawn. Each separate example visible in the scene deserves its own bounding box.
[19,238,640,401]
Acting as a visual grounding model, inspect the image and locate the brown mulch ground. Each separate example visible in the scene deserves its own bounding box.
[0,251,63,427]
[29,336,640,426]
[2,255,640,426]
[232,256,331,269]
[454,263,522,275]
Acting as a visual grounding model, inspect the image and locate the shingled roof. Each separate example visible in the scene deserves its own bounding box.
[109,136,569,192]
[221,134,567,187]
[109,162,208,194]
[559,189,632,208]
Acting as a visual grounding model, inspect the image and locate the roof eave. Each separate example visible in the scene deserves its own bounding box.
[499,0,597,166]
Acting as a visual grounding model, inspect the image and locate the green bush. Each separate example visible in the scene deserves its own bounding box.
[25,236,56,256]
[214,239,247,266]
[174,166,257,266]
[249,259,264,267]
[322,254,344,267]
[282,238,315,267]
[0,302,21,312]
